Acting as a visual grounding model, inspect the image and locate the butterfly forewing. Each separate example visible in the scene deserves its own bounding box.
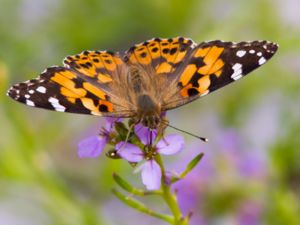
[7,51,135,117]
[161,40,278,110]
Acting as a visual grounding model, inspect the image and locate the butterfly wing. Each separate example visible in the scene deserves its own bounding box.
[160,40,278,110]
[7,51,134,117]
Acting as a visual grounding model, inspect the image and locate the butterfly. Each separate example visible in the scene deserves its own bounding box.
[7,37,278,129]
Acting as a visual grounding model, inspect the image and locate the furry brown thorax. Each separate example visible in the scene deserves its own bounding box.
[128,66,161,129]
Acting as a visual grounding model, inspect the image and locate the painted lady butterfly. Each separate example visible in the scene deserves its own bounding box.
[7,37,278,129]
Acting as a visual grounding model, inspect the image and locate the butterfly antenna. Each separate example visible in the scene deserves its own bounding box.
[161,120,208,142]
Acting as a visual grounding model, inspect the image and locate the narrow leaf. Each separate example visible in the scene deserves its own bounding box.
[171,153,204,183]
[113,173,144,196]
[112,189,173,223]
[113,173,161,196]
[181,153,204,178]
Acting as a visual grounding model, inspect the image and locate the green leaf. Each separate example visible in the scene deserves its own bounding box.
[181,153,204,177]
[171,153,204,183]
[112,189,173,224]
[113,173,143,196]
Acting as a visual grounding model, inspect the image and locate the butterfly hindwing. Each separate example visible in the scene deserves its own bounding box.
[63,50,124,83]
[124,37,197,75]
[162,40,278,110]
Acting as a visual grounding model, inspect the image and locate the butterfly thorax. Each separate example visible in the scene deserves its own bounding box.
[128,66,161,129]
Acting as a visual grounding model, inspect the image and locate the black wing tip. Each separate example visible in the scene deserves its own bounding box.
[7,84,20,99]
[266,41,279,54]
[7,86,14,98]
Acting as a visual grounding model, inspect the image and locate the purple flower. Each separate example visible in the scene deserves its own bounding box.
[77,118,122,158]
[78,135,107,158]
[116,124,184,190]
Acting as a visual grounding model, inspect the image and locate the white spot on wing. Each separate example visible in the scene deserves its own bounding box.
[25,94,30,99]
[55,107,66,112]
[257,52,262,56]
[26,100,35,106]
[28,90,34,94]
[249,49,255,54]
[36,86,46,93]
[258,57,266,65]
[236,50,246,57]
[49,97,58,103]
[231,63,243,80]
[48,97,66,112]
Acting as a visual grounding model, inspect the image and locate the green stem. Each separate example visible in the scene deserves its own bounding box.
[113,150,191,224]
[155,155,189,225]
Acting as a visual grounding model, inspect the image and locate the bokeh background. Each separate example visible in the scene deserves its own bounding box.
[1,0,300,224]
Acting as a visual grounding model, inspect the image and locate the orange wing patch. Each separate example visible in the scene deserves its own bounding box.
[155,62,173,74]
[179,64,197,86]
[128,44,152,65]
[50,69,107,101]
[197,47,224,76]
[48,68,111,113]
[178,45,225,98]
[80,98,113,115]
[125,37,196,76]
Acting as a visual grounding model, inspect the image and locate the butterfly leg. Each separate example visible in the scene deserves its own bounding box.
[124,122,136,144]
[156,118,169,145]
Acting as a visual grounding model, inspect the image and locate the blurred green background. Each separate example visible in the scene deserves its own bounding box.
[1,0,300,224]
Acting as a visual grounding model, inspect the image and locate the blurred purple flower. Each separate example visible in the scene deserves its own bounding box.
[173,128,268,225]
[117,124,184,190]
[77,118,122,158]
[236,201,263,225]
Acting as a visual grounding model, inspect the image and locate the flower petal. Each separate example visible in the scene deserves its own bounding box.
[116,142,144,162]
[156,134,184,155]
[134,124,157,145]
[141,160,162,190]
[77,135,106,158]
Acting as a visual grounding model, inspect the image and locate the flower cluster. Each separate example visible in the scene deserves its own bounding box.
[78,117,184,190]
